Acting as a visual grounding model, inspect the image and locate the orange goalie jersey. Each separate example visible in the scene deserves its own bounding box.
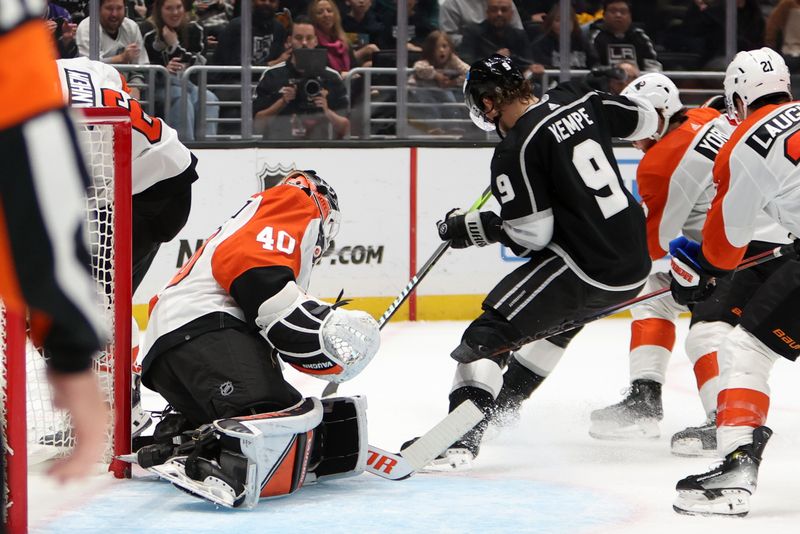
[139,184,323,375]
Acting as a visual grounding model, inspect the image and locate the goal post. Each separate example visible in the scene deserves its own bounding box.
[1,107,133,534]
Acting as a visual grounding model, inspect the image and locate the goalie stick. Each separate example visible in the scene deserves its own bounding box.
[322,186,494,397]
[364,400,484,480]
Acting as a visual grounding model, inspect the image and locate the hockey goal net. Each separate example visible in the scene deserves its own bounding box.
[1,108,133,533]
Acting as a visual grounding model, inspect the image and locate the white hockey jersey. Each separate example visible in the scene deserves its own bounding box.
[56,57,191,195]
[703,101,800,270]
[638,107,790,260]
[139,185,321,370]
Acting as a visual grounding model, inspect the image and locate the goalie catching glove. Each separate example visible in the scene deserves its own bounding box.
[437,208,504,249]
[255,281,380,382]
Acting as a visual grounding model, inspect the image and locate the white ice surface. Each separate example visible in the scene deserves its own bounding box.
[29,319,800,533]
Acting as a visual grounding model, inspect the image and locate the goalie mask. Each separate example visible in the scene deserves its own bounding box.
[280,170,341,261]
[464,54,527,132]
[724,48,791,123]
[621,73,682,141]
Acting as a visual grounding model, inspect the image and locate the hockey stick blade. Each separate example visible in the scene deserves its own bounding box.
[364,400,484,480]
[322,187,494,398]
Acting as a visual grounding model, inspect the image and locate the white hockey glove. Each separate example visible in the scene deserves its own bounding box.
[256,282,380,383]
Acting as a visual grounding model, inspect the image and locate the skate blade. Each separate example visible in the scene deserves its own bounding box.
[419,449,474,473]
[149,458,238,508]
[673,489,750,517]
[588,418,660,440]
[671,438,718,458]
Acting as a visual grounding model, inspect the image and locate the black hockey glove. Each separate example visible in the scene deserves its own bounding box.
[437,208,500,249]
[668,237,717,305]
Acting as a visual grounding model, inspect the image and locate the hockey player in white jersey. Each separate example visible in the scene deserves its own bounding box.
[56,57,199,292]
[57,57,199,438]
[669,48,800,516]
[589,74,792,457]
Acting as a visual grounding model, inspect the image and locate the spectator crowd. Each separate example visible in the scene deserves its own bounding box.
[42,0,800,140]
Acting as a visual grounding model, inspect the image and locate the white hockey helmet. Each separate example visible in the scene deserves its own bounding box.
[724,47,791,123]
[621,72,682,140]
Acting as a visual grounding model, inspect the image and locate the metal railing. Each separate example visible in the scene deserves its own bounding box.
[109,64,729,143]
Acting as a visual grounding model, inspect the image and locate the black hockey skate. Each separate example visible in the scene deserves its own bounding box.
[673,426,772,517]
[589,379,663,440]
[671,412,717,457]
[490,358,546,428]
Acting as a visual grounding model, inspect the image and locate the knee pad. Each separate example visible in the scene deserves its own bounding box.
[685,321,731,365]
[451,359,503,398]
[513,339,564,377]
[717,326,780,393]
[631,273,685,321]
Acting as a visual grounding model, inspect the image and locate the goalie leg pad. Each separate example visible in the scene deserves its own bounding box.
[308,395,368,482]
[150,398,323,509]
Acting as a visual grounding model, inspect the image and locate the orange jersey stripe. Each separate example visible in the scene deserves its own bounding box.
[693,351,719,390]
[637,108,719,259]
[0,21,64,129]
[630,318,676,351]
[702,104,784,270]
[717,387,770,427]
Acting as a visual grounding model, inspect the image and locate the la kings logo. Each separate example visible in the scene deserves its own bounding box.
[257,162,297,190]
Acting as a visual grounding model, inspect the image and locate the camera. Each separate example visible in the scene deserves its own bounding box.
[290,77,324,111]
[54,17,66,40]
[584,66,629,93]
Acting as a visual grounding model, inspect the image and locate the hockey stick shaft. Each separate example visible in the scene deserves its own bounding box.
[507,242,799,350]
[377,185,494,328]
[323,186,493,397]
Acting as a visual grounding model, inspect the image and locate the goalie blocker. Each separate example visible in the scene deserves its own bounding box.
[150,396,368,509]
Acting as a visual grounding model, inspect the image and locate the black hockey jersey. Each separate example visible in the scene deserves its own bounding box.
[491,83,655,291]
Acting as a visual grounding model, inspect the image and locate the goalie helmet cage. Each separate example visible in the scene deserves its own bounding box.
[1,107,133,534]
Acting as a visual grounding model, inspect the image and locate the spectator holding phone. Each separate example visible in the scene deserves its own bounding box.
[44,2,78,58]
[142,0,220,140]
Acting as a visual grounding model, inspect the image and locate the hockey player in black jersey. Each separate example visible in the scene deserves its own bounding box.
[412,55,659,467]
